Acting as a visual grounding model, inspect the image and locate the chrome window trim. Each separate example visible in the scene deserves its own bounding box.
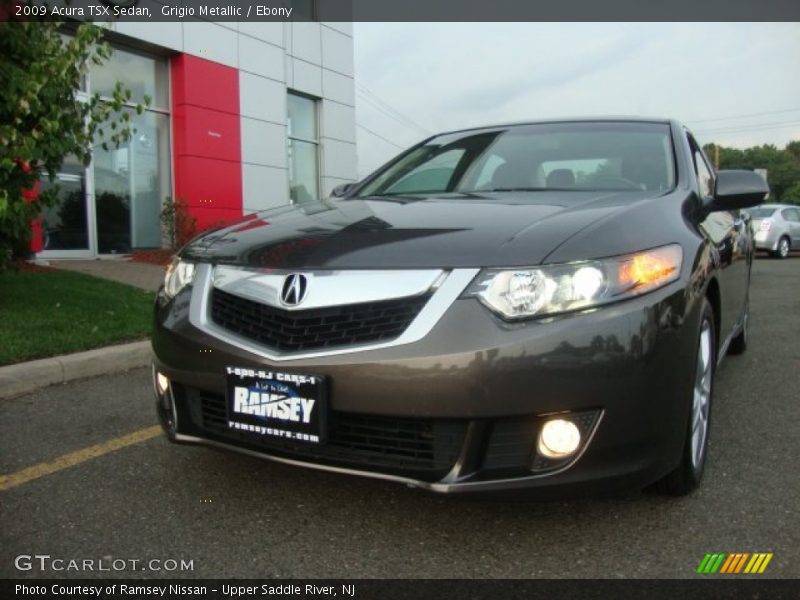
[188,264,479,362]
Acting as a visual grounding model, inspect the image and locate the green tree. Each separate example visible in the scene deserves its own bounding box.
[785,141,800,162]
[0,13,147,269]
[783,182,800,204]
[704,141,800,204]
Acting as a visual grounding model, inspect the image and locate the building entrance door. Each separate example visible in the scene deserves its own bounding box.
[38,155,95,258]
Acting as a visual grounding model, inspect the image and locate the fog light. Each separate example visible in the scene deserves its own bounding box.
[538,418,581,458]
[156,372,170,395]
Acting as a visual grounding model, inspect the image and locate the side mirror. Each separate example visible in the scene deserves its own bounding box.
[331,183,357,198]
[709,170,769,211]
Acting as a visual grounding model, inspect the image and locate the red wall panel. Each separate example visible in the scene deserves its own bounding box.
[172,105,241,163]
[171,54,242,232]
[174,156,242,212]
[171,55,239,114]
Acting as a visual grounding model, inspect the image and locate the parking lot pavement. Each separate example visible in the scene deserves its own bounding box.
[1,258,798,580]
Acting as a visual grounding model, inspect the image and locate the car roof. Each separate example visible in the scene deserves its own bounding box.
[435,116,676,137]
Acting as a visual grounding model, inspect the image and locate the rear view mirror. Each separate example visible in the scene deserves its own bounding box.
[709,170,769,211]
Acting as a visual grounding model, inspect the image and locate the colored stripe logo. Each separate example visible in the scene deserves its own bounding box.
[696,552,773,574]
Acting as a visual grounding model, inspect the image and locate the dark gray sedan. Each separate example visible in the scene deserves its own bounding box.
[151,118,767,497]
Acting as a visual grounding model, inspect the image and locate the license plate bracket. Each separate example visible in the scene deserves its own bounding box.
[225,366,327,444]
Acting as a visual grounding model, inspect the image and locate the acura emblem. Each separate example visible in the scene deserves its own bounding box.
[280,273,309,306]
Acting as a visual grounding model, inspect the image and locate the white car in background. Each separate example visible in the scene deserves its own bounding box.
[748,204,800,258]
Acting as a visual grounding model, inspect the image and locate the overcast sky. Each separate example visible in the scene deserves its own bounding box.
[352,22,800,176]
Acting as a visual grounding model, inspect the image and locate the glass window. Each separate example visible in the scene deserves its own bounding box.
[40,155,90,251]
[288,140,319,203]
[93,108,171,253]
[357,122,677,198]
[89,46,169,109]
[471,154,505,190]
[782,208,800,222]
[385,149,465,194]
[288,94,317,141]
[42,38,171,257]
[693,150,714,198]
[287,93,319,203]
[747,207,777,218]
[90,46,170,252]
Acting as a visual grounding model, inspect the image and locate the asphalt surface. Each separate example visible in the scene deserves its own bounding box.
[1,256,799,580]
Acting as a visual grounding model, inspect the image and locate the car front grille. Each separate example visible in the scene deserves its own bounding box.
[184,387,467,480]
[209,288,430,353]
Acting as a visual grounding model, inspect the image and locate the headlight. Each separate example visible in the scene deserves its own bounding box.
[163,258,196,299]
[465,244,682,320]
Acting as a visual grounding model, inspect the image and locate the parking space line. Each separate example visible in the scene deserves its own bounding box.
[0,425,162,492]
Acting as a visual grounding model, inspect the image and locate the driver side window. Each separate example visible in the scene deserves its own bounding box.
[386,148,465,194]
[688,135,714,198]
[694,152,714,198]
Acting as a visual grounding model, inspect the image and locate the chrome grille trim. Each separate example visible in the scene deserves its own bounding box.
[212,266,445,311]
[188,264,479,361]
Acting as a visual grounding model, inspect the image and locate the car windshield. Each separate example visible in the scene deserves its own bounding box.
[747,207,777,218]
[356,121,676,198]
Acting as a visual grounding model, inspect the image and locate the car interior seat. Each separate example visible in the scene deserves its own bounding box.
[546,169,576,188]
[490,162,536,190]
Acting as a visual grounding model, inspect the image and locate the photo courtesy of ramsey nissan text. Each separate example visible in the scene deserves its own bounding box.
[2,1,799,598]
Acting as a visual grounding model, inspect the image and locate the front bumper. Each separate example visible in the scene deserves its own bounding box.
[152,268,700,496]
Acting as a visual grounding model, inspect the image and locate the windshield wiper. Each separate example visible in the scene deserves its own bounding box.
[355,193,421,200]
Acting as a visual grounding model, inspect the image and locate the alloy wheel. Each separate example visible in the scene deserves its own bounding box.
[691,320,713,469]
[778,237,790,258]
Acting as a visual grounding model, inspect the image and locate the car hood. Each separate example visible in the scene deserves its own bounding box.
[181,191,658,269]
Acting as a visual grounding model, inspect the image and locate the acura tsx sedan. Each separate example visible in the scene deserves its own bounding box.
[152,118,767,496]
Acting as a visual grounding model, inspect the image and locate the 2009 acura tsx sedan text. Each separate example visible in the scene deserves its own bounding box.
[152,118,767,497]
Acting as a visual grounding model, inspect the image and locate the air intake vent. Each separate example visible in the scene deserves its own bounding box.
[191,389,467,480]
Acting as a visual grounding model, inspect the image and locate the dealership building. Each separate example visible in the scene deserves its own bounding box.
[37,21,357,258]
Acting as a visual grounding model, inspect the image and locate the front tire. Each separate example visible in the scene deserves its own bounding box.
[656,298,716,495]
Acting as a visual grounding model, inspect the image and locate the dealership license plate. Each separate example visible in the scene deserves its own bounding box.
[225,366,327,444]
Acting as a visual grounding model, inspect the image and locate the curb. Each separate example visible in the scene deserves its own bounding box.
[0,341,152,400]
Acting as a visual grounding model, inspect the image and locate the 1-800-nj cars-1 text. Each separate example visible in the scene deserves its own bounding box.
[151,118,767,496]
